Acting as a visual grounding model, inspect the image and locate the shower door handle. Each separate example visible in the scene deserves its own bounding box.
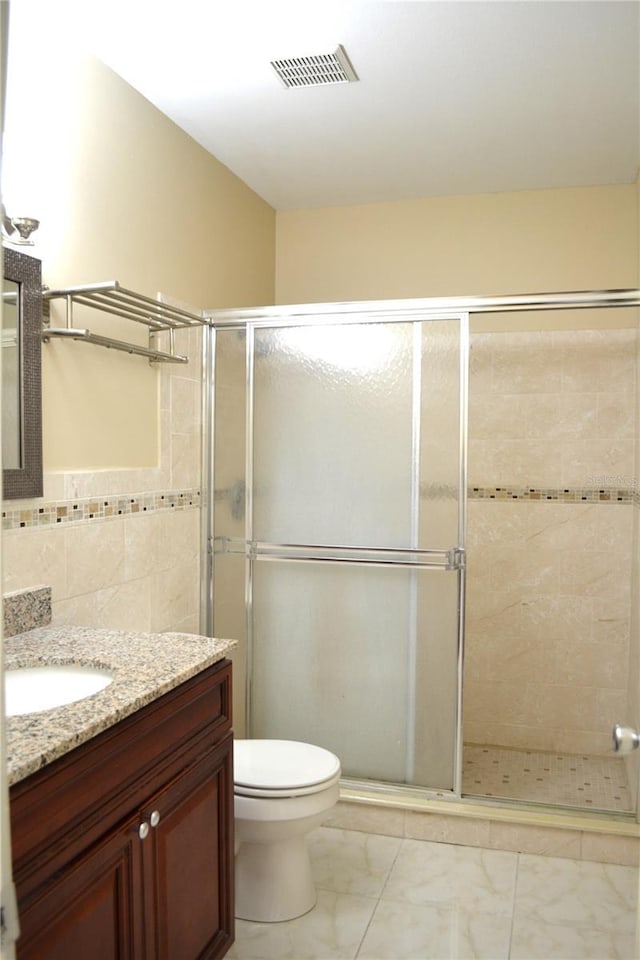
[612,724,640,754]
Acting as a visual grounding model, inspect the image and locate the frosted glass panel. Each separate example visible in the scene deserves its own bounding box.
[251,560,459,790]
[214,328,246,538]
[212,552,248,737]
[253,323,414,546]
[212,311,466,793]
[419,321,463,549]
[413,570,459,789]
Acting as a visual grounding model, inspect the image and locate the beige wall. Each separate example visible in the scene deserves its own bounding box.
[276,184,636,304]
[2,24,275,638]
[5,36,274,471]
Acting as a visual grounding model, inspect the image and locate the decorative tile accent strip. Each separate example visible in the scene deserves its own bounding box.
[468,485,638,505]
[4,585,52,637]
[2,488,201,531]
[3,483,636,532]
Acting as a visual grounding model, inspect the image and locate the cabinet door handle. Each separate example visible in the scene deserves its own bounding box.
[138,821,150,840]
[150,810,161,828]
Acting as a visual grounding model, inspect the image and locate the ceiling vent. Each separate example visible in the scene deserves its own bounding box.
[270,44,358,89]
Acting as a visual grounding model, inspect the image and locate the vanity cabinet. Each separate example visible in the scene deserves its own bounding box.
[9,659,234,960]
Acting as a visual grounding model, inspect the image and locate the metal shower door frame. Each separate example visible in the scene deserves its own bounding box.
[203,287,640,809]
[205,304,469,799]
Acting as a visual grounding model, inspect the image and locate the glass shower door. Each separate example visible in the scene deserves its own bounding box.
[220,312,467,794]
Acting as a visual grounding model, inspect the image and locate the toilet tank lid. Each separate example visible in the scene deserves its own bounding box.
[234,739,341,790]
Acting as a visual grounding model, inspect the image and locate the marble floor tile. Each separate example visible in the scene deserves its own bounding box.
[356,898,512,960]
[229,828,640,960]
[227,889,377,960]
[510,915,636,960]
[381,838,518,916]
[309,827,402,898]
[514,854,638,935]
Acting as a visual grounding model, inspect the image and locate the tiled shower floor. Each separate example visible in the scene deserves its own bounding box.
[463,744,634,813]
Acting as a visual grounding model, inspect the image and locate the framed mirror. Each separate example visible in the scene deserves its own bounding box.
[2,247,43,499]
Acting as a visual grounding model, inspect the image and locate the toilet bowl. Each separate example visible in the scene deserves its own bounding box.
[234,739,341,922]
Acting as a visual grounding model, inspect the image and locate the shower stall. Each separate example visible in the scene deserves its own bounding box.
[203,290,640,819]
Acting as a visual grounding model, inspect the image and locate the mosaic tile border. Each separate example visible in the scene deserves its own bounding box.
[3,483,637,532]
[469,485,639,505]
[2,488,201,531]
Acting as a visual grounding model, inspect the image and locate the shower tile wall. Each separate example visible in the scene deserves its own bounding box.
[464,327,637,757]
[627,328,640,807]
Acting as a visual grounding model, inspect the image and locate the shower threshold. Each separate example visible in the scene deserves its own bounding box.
[463,743,633,814]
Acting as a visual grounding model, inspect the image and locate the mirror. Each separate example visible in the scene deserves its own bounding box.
[2,247,42,499]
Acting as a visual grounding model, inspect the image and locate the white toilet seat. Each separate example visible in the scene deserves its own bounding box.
[234,739,341,798]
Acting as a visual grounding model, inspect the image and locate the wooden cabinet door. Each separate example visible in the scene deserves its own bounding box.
[11,661,234,960]
[141,734,234,960]
[15,816,145,960]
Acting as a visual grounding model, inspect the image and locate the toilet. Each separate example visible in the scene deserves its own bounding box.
[233,739,341,922]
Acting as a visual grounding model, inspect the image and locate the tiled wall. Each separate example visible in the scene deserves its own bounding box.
[626,326,640,805]
[2,325,203,635]
[468,329,636,489]
[464,327,637,755]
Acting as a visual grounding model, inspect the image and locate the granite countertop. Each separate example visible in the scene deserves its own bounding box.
[5,625,237,786]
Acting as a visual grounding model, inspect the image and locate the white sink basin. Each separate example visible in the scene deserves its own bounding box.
[4,664,113,716]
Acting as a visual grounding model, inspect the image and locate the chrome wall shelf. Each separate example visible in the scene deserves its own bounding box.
[43,281,206,364]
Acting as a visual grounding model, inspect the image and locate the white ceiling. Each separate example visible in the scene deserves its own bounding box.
[79,1,640,210]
